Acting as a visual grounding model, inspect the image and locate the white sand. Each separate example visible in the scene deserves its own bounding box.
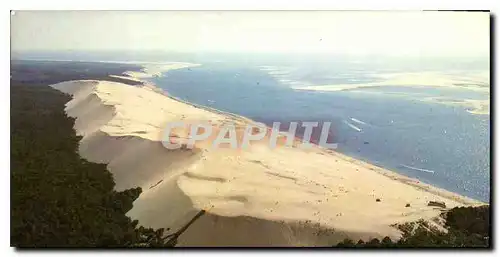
[465,99,490,115]
[122,62,201,79]
[293,71,490,93]
[109,75,144,83]
[50,78,484,246]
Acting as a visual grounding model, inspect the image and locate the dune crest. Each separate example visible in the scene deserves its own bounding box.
[50,80,482,246]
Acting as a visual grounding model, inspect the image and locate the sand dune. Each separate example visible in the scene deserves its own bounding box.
[50,79,483,246]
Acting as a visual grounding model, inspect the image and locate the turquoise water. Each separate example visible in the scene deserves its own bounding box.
[150,62,490,202]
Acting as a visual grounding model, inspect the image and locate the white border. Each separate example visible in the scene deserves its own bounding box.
[5,0,500,11]
[2,0,499,256]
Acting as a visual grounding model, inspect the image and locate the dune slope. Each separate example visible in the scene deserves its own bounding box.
[50,80,482,246]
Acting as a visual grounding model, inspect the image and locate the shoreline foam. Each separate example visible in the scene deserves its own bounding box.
[47,63,485,246]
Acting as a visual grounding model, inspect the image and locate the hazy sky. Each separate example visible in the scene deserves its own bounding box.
[11,11,489,57]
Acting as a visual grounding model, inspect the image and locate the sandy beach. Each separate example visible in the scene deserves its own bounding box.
[48,65,485,246]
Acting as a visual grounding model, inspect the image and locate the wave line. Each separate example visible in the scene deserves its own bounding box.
[343,121,362,132]
[401,164,435,174]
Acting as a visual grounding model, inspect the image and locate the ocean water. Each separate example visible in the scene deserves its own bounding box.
[148,60,490,202]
